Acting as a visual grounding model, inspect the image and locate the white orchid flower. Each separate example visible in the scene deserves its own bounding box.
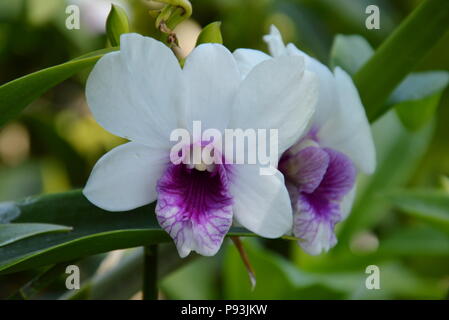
[83,33,318,257]
[233,26,376,255]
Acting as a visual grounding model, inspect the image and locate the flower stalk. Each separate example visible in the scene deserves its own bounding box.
[142,244,158,300]
[152,0,192,48]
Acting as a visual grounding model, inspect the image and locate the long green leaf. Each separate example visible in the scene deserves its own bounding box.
[0,223,72,247]
[0,191,258,274]
[0,47,117,128]
[353,0,449,121]
[330,34,449,129]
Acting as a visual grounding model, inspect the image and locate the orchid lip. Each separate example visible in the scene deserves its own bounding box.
[279,139,356,255]
[156,143,234,257]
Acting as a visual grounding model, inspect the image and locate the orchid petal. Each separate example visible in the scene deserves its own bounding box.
[83,142,168,211]
[183,43,241,133]
[318,67,376,174]
[230,56,318,156]
[231,164,292,238]
[86,33,185,148]
[340,184,356,220]
[294,198,339,255]
[286,43,338,130]
[233,48,271,79]
[291,148,356,255]
[279,145,330,194]
[263,25,288,57]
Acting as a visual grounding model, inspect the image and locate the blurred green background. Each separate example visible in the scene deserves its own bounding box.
[0,0,448,299]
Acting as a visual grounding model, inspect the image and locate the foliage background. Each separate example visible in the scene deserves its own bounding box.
[0,0,448,299]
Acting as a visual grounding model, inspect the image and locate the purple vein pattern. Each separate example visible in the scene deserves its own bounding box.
[155,160,233,257]
[279,132,356,254]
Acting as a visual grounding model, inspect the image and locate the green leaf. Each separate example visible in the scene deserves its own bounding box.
[71,47,118,60]
[0,191,168,274]
[0,47,117,128]
[353,0,449,121]
[8,262,69,299]
[391,71,449,130]
[387,190,449,234]
[106,4,129,47]
[329,34,373,75]
[0,223,72,247]
[196,21,223,46]
[330,35,448,130]
[0,191,259,274]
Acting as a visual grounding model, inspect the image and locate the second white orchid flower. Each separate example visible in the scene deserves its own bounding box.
[234,26,376,255]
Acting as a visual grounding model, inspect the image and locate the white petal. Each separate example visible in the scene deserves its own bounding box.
[230,165,292,238]
[230,56,318,155]
[297,220,337,255]
[233,48,271,79]
[286,43,338,129]
[86,33,185,148]
[340,184,356,220]
[83,142,169,211]
[318,67,376,174]
[182,43,241,132]
[263,25,288,57]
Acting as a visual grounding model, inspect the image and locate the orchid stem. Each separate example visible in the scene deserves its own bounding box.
[231,236,256,290]
[142,244,158,300]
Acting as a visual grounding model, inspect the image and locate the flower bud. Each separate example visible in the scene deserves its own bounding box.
[196,21,223,46]
[106,4,129,47]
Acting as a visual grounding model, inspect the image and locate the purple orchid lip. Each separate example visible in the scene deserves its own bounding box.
[279,139,356,254]
[155,142,234,257]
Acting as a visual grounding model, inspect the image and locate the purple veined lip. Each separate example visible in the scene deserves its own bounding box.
[155,141,234,257]
[279,135,356,254]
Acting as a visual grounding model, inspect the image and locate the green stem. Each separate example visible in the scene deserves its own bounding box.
[354,0,449,122]
[142,244,158,300]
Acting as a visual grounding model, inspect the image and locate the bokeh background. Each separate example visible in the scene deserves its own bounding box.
[1,0,449,299]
